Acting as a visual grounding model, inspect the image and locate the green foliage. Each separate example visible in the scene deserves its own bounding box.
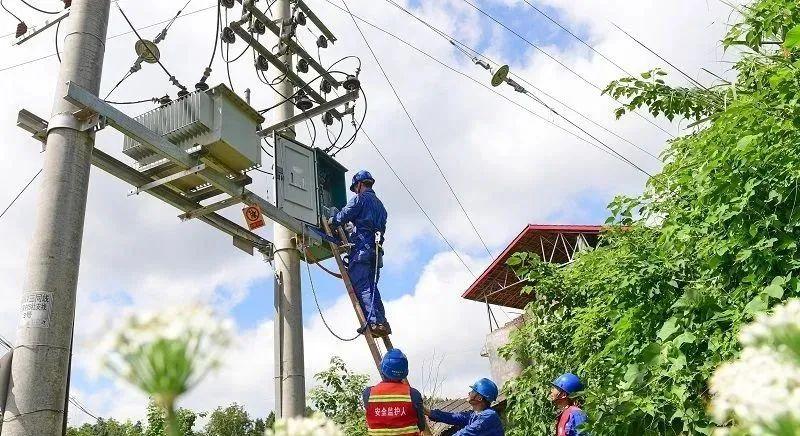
[603,68,726,121]
[309,356,369,436]
[204,403,265,436]
[66,418,144,436]
[144,400,198,436]
[503,0,800,434]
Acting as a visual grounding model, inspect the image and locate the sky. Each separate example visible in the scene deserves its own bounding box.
[0,0,744,428]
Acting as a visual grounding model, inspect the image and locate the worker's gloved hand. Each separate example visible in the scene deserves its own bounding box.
[344,222,354,233]
[327,207,339,218]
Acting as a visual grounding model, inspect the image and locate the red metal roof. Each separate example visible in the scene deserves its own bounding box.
[462,224,603,309]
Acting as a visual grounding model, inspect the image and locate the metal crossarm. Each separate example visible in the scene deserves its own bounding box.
[62,81,320,242]
[245,3,340,87]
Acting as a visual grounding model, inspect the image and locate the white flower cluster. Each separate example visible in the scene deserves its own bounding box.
[265,415,344,436]
[710,298,800,434]
[99,305,232,399]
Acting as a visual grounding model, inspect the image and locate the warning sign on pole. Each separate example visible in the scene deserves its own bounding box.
[243,205,265,230]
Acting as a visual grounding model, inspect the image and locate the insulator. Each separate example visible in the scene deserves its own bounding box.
[316,35,328,49]
[322,111,334,126]
[221,0,235,8]
[297,58,309,74]
[255,55,270,71]
[15,22,27,38]
[320,79,332,94]
[295,93,313,111]
[342,74,360,91]
[221,27,236,44]
[295,11,306,26]
[252,19,266,35]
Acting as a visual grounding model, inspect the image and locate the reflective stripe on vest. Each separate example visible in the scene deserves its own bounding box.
[366,381,420,436]
[556,406,581,436]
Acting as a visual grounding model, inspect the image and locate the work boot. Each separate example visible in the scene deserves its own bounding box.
[371,322,392,337]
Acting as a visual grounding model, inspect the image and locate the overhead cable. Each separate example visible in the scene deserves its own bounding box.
[379,0,660,162]
[1,168,42,220]
[1,3,219,73]
[340,0,496,260]
[521,0,633,76]
[361,129,477,278]
[322,0,655,173]
[19,0,60,14]
[457,0,674,138]
[115,3,188,94]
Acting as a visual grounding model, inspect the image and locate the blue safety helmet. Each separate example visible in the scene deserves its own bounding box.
[350,170,375,192]
[380,348,409,381]
[470,378,499,403]
[552,373,583,395]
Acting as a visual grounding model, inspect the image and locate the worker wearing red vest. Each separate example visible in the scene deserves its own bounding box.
[363,349,426,436]
[551,373,588,436]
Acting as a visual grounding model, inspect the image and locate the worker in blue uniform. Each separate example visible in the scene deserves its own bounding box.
[551,373,588,436]
[425,378,504,436]
[329,170,391,337]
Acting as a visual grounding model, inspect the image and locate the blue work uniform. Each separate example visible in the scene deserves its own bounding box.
[557,406,588,436]
[429,408,504,436]
[331,188,388,325]
[362,383,426,431]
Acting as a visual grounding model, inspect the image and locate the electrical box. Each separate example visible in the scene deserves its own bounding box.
[273,134,348,227]
[122,84,264,192]
[274,134,348,262]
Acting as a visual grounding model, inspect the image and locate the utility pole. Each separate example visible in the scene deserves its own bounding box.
[272,0,306,418]
[2,0,111,434]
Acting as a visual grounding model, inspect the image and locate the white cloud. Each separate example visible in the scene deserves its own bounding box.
[0,0,741,428]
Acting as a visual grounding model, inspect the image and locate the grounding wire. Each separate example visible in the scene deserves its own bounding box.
[105,97,159,105]
[324,0,654,172]
[0,168,42,220]
[457,0,675,138]
[341,0,496,260]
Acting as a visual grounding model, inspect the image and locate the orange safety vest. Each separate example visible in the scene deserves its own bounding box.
[366,381,421,436]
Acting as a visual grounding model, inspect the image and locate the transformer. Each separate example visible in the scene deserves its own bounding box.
[122,84,264,193]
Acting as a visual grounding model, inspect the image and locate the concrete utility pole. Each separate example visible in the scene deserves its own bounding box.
[272,0,306,418]
[2,0,110,434]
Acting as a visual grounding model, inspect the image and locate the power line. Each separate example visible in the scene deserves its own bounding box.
[340,0,496,260]
[377,0,661,162]
[321,0,655,173]
[521,0,634,76]
[1,0,22,23]
[457,0,674,138]
[361,129,477,278]
[19,0,61,14]
[115,3,187,94]
[612,22,710,91]
[1,168,42,220]
[0,3,219,74]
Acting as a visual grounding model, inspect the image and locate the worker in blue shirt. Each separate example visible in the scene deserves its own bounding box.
[551,373,588,436]
[424,378,504,436]
[329,170,390,337]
